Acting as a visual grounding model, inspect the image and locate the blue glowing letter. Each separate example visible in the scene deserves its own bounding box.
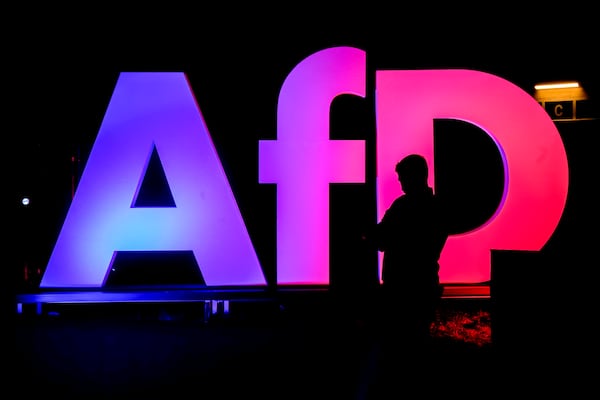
[40,72,265,288]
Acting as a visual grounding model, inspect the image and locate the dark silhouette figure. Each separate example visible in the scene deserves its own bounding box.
[359,154,449,397]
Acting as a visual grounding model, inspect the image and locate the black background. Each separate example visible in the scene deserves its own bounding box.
[12,8,599,293]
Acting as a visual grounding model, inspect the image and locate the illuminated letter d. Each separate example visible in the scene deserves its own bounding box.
[376,69,569,283]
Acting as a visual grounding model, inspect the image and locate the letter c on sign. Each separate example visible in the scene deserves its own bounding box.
[554,104,563,117]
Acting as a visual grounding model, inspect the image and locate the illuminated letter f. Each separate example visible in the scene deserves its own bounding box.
[259,47,366,284]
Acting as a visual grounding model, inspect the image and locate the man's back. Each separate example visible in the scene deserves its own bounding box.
[377,186,447,290]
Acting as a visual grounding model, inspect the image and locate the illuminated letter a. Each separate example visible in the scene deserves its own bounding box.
[40,72,266,288]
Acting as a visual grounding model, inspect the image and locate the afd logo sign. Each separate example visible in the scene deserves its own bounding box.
[40,46,569,288]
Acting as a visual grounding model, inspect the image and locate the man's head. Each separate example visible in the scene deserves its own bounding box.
[395,154,428,194]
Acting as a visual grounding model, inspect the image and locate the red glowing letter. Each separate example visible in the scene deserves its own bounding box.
[376,69,569,283]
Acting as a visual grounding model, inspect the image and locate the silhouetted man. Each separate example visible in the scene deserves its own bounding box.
[364,154,448,368]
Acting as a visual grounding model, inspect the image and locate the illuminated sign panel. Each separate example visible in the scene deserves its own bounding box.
[40,47,569,288]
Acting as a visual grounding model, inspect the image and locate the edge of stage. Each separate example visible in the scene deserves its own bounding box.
[14,283,490,317]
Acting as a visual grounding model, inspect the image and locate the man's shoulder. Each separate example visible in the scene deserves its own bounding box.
[390,194,410,208]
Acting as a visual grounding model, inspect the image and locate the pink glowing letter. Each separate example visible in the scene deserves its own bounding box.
[376,69,569,283]
[41,72,265,288]
[259,46,366,284]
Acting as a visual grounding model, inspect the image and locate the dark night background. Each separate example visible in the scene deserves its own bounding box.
[9,6,599,397]
[14,10,598,289]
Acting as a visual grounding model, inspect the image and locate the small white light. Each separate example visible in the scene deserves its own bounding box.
[21,197,30,206]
